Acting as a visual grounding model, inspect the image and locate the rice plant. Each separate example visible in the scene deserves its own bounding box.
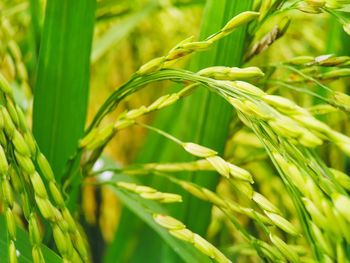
[1,0,350,262]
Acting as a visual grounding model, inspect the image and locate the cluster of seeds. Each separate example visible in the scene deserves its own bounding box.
[209,78,350,154]
[287,54,350,67]
[77,11,265,181]
[104,177,231,262]
[136,11,260,75]
[285,54,350,84]
[80,84,197,152]
[0,18,31,97]
[0,74,87,263]
[271,141,349,261]
[126,123,304,261]
[296,0,350,34]
[297,0,350,13]
[72,8,350,262]
[189,62,350,260]
[116,181,182,203]
[153,213,231,263]
[92,55,350,261]
[83,61,350,261]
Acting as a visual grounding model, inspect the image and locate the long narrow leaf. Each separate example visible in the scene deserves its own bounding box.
[33,0,96,181]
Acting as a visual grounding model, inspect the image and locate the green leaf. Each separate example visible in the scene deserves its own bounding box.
[28,0,42,60]
[0,216,62,263]
[32,0,96,181]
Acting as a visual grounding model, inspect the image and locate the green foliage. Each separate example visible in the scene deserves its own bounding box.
[32,0,96,180]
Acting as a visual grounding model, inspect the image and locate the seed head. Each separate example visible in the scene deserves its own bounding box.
[30,172,48,198]
[343,23,350,35]
[182,41,212,51]
[6,100,19,127]
[330,168,350,191]
[139,192,163,200]
[302,198,328,228]
[202,188,227,207]
[6,208,16,239]
[29,214,42,244]
[161,193,183,203]
[137,57,165,75]
[179,181,207,200]
[269,233,299,262]
[182,142,217,158]
[15,152,35,174]
[253,192,280,214]
[148,95,171,111]
[9,240,17,263]
[1,107,15,138]
[0,145,8,174]
[263,95,297,111]
[135,185,157,194]
[336,241,346,263]
[243,100,272,121]
[321,68,350,79]
[153,214,185,230]
[169,228,193,242]
[37,153,54,181]
[222,11,260,32]
[333,194,350,222]
[125,106,148,119]
[234,180,254,198]
[230,81,265,97]
[62,208,77,231]
[49,182,65,207]
[228,163,253,182]
[23,132,37,156]
[269,117,303,138]
[297,1,323,13]
[310,223,333,257]
[259,241,284,261]
[299,130,323,148]
[117,182,137,191]
[52,225,68,256]
[0,74,13,95]
[35,196,55,220]
[2,179,14,206]
[13,130,31,156]
[79,128,98,148]
[287,56,314,65]
[114,119,135,130]
[193,234,215,258]
[32,245,45,263]
[294,114,330,134]
[206,156,230,178]
[265,212,299,236]
[157,93,180,109]
[199,66,264,80]
[333,91,350,109]
[86,124,115,150]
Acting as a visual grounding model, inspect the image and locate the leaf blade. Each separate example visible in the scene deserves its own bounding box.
[32,0,96,181]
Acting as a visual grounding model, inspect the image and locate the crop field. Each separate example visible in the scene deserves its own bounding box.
[0,0,350,262]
